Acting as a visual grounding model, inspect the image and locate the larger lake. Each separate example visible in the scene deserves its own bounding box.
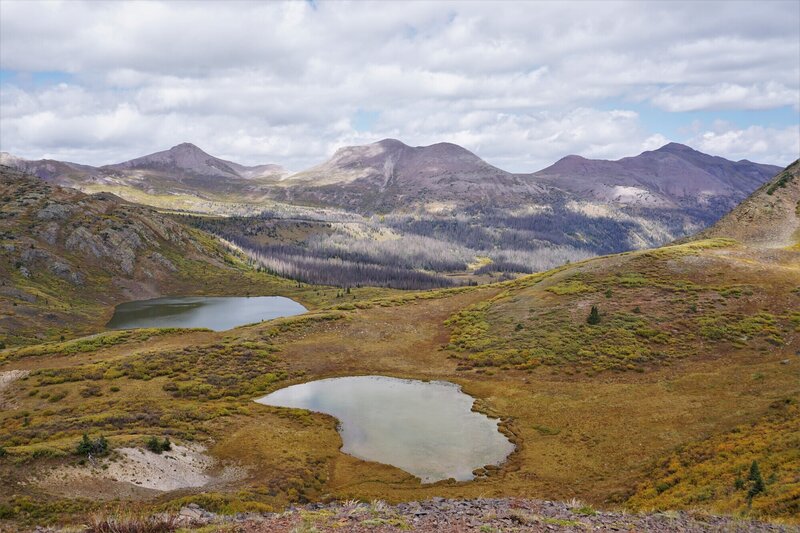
[255,376,514,483]
[107,296,307,331]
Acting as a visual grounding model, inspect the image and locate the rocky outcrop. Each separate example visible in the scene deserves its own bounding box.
[0,166,248,343]
[698,159,800,248]
[36,203,75,220]
[125,498,791,532]
[19,247,83,285]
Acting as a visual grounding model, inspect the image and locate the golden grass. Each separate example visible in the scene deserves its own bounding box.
[0,243,798,527]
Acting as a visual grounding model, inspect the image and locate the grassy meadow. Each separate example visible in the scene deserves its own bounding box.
[1,238,798,527]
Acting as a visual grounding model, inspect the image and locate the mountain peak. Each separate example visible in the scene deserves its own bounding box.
[169,142,206,153]
[654,142,696,154]
[556,154,589,163]
[104,142,241,179]
[373,138,410,151]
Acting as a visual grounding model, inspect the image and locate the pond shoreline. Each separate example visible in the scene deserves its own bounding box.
[255,375,515,483]
[106,295,307,331]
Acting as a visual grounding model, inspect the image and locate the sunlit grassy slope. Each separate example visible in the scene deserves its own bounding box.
[0,162,798,528]
[1,235,797,526]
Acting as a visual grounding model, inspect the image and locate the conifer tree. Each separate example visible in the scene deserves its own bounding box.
[587,305,601,325]
[747,460,765,500]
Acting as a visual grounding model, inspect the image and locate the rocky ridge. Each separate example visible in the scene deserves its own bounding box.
[89,499,795,532]
[0,165,266,344]
[697,159,800,248]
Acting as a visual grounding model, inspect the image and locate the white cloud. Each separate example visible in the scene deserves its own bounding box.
[0,0,798,170]
[689,125,800,164]
[652,82,799,112]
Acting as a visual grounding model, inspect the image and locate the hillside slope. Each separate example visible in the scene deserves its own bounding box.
[0,166,310,345]
[442,162,800,519]
[697,159,800,248]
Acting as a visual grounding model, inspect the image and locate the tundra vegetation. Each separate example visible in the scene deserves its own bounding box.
[0,163,798,530]
[0,235,797,528]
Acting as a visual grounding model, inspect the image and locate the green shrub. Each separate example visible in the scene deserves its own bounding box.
[48,390,68,403]
[145,436,172,454]
[574,505,597,516]
[79,384,102,397]
[587,305,601,325]
[76,434,108,456]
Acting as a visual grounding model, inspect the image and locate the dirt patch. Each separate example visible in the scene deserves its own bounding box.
[36,443,246,499]
[0,369,29,392]
[0,369,29,408]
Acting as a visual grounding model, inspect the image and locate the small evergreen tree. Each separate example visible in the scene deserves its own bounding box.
[95,435,108,454]
[146,436,163,454]
[146,436,172,454]
[76,434,93,455]
[587,305,601,325]
[76,433,108,456]
[747,460,765,500]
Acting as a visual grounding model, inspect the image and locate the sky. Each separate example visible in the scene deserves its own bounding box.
[0,0,798,172]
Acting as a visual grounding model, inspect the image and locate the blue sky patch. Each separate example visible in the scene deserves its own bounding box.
[598,99,799,141]
[353,109,380,132]
[0,69,75,87]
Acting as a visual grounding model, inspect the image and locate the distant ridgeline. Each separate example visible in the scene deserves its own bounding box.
[2,141,782,288]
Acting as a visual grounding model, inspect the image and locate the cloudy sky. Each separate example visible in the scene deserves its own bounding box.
[1,0,798,172]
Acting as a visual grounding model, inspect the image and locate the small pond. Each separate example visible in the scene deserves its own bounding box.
[255,375,514,483]
[106,296,307,331]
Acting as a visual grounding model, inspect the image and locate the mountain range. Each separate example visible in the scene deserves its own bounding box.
[1,140,786,275]
[0,143,288,201]
[533,142,779,209]
[1,140,781,214]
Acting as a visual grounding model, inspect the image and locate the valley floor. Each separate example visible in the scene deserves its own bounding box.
[0,240,798,529]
